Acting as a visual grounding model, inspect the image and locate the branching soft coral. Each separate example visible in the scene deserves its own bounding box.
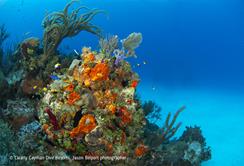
[161,106,185,142]
[42,0,103,62]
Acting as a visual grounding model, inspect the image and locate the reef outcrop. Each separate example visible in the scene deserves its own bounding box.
[0,1,211,166]
[38,35,145,158]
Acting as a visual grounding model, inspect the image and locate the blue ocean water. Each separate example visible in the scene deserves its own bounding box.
[1,0,244,165]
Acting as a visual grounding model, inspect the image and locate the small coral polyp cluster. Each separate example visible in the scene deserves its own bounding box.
[38,46,146,156]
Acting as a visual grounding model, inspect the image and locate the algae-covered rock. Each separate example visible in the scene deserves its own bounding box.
[21,76,44,95]
[1,99,35,130]
[20,37,40,57]
[6,69,25,85]
[0,119,24,165]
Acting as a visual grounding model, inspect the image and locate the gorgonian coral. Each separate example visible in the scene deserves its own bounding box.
[42,0,103,62]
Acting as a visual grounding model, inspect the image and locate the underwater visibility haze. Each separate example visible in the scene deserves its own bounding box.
[0,0,244,165]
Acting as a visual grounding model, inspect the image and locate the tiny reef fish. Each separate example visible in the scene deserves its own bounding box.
[23,31,31,36]
[74,49,79,55]
[50,75,61,80]
[54,63,61,69]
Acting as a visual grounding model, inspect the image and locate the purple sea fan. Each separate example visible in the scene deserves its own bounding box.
[45,107,60,130]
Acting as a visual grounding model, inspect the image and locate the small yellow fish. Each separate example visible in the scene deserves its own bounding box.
[43,87,48,91]
[50,89,58,93]
[54,63,61,69]
[33,85,38,90]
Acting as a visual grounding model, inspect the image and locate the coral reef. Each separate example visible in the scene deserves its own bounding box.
[138,126,211,166]
[0,2,211,166]
[180,126,211,163]
[18,121,42,151]
[0,119,25,166]
[0,99,80,166]
[1,99,35,130]
[3,1,103,98]
[38,35,145,159]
